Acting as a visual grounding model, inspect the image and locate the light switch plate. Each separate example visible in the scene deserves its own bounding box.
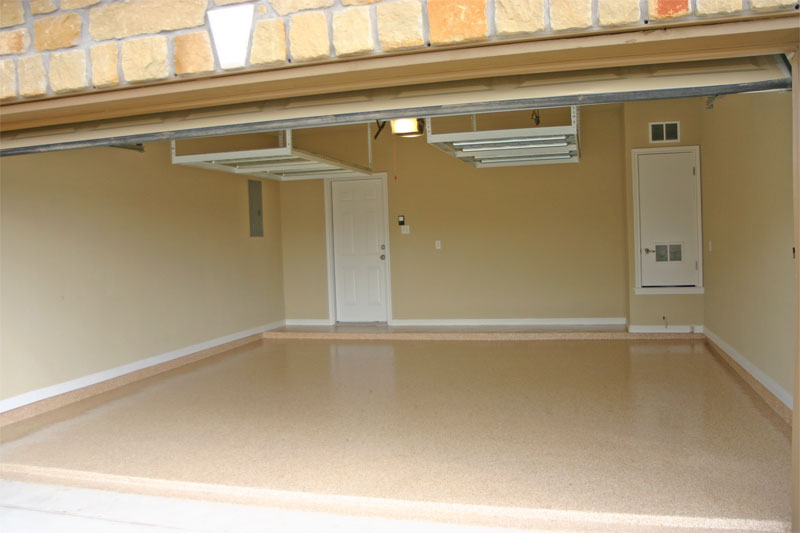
[435,240,441,249]
[401,226,411,234]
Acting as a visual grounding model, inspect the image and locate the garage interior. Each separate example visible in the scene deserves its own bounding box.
[0,53,797,530]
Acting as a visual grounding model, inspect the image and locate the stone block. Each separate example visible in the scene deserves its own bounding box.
[90,0,207,41]
[0,28,28,55]
[648,0,690,19]
[750,0,796,9]
[333,7,373,56]
[19,54,46,96]
[495,0,545,35]
[598,0,640,26]
[34,13,82,52]
[696,0,743,14]
[62,0,101,8]
[377,0,424,51]
[0,57,15,99]
[30,0,58,15]
[428,0,487,45]
[0,1,24,29]
[271,0,334,17]
[175,31,214,75]
[49,49,88,93]
[289,11,329,61]
[250,18,287,65]
[121,35,169,82]
[91,42,119,87]
[550,0,592,30]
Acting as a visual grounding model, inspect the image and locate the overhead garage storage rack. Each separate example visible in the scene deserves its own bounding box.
[170,129,372,181]
[426,106,580,167]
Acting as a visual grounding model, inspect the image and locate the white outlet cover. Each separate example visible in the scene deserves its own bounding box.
[401,226,410,234]
[208,4,254,70]
[435,240,441,249]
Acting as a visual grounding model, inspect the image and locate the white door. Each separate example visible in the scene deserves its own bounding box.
[634,148,702,287]
[331,178,388,322]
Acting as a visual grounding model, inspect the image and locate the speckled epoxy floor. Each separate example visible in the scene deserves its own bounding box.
[0,339,791,531]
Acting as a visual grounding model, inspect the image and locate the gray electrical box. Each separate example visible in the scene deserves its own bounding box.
[248,180,263,237]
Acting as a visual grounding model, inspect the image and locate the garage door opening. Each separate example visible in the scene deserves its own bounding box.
[0,54,796,530]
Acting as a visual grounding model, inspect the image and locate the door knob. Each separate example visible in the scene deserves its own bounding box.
[644,248,653,254]
[380,254,386,260]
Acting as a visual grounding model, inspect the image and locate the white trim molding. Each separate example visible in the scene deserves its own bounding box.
[0,321,285,414]
[634,287,705,295]
[284,319,334,326]
[628,324,704,334]
[389,318,627,327]
[704,328,792,409]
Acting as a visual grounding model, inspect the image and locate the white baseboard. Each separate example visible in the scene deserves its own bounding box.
[284,319,334,326]
[0,321,286,414]
[634,287,705,295]
[628,324,703,334]
[388,317,627,327]
[704,328,792,409]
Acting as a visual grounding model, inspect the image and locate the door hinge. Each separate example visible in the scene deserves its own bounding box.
[695,261,698,270]
[693,167,696,176]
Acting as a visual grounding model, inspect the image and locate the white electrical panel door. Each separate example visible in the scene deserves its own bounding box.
[331,179,388,322]
[635,148,702,287]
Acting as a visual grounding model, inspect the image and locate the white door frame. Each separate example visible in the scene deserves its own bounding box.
[790,50,799,530]
[324,173,393,324]
[632,145,704,294]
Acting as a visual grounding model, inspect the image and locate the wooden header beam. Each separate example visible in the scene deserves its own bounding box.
[0,16,797,132]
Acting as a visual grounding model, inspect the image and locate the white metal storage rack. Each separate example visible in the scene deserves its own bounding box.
[170,129,372,181]
[426,106,580,167]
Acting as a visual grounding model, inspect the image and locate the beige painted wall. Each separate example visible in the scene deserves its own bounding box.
[3,92,792,404]
[283,105,629,320]
[623,98,705,326]
[0,142,285,400]
[280,179,329,320]
[701,92,796,394]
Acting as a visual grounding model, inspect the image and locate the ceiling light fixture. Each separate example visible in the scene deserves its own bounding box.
[391,118,425,137]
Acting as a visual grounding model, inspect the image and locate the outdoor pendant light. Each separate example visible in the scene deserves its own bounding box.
[391,118,425,137]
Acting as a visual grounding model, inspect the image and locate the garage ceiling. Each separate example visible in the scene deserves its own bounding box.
[0,55,791,156]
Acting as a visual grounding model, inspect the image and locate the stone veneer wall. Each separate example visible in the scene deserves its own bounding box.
[0,0,797,103]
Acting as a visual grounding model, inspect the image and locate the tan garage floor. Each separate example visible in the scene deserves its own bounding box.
[0,339,791,531]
